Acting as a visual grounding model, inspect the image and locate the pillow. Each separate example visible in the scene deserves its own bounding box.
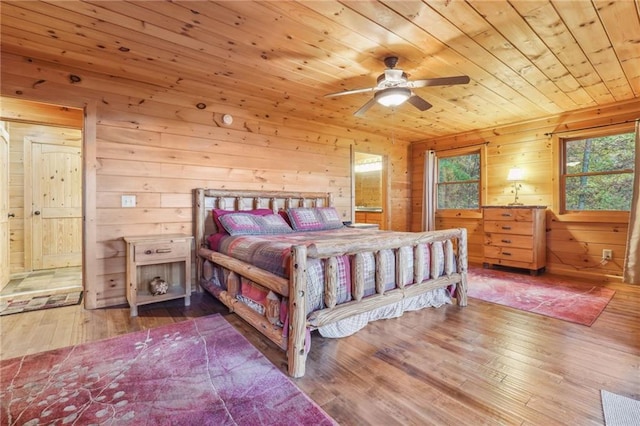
[212,208,273,234]
[260,214,295,234]
[218,213,293,236]
[287,207,344,232]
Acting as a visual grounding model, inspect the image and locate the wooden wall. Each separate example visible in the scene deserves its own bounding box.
[411,98,640,283]
[1,52,412,308]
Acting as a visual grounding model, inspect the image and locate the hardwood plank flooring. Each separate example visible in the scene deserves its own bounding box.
[1,268,638,425]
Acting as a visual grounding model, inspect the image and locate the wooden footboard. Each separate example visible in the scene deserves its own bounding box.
[287,228,467,376]
[193,188,468,377]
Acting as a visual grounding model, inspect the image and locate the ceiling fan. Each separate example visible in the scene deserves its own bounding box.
[325,56,470,117]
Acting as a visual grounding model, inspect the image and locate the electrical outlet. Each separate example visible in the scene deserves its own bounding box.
[602,249,612,260]
[121,195,136,208]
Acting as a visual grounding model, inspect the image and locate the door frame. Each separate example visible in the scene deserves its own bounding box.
[0,96,97,309]
[351,147,389,230]
[0,122,9,290]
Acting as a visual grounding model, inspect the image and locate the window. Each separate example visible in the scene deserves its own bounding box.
[437,151,481,209]
[561,130,635,212]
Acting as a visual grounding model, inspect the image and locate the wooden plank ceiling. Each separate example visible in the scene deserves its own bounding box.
[1,1,639,142]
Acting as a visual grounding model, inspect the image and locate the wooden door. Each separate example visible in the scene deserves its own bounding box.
[0,121,9,289]
[29,136,82,269]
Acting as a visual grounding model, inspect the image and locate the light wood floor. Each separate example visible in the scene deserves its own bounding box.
[1,267,639,425]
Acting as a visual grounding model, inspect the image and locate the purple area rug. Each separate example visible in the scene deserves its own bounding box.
[467,267,615,326]
[0,314,336,425]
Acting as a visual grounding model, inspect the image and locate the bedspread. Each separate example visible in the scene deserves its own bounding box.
[206,227,448,315]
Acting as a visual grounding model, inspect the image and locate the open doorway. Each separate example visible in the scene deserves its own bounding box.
[354,152,387,230]
[1,98,84,305]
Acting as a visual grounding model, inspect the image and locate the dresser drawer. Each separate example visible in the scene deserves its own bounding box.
[134,240,189,262]
[484,220,534,235]
[484,246,534,263]
[484,208,534,222]
[484,233,534,249]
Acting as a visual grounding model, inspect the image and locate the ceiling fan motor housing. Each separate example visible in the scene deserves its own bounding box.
[383,56,399,69]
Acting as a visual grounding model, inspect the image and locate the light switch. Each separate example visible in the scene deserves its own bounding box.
[121,195,136,208]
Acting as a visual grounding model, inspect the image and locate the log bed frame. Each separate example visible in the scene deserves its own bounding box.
[194,188,468,377]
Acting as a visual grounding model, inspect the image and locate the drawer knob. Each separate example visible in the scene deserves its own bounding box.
[145,250,152,255]
[501,226,511,230]
[501,239,512,243]
[501,213,512,217]
[503,252,512,256]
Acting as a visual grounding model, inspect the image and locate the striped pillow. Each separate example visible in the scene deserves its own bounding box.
[287,207,344,231]
[219,213,293,236]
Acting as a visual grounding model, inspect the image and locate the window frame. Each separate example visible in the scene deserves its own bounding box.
[557,123,634,222]
[435,146,484,217]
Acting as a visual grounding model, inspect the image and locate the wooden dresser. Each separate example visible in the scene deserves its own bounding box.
[482,206,547,275]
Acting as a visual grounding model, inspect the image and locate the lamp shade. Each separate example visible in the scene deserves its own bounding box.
[374,87,411,107]
[507,167,524,181]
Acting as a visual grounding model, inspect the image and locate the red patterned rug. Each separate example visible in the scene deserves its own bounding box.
[0,314,336,425]
[467,267,615,326]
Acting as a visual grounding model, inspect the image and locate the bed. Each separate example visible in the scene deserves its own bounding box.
[194,188,468,377]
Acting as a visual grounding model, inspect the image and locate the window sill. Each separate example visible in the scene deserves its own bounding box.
[436,209,483,219]
[552,211,630,224]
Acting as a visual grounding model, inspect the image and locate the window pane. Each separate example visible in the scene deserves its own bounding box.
[565,133,635,174]
[438,183,479,209]
[565,173,633,211]
[439,154,480,182]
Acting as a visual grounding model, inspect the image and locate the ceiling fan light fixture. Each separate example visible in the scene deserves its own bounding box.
[375,87,411,107]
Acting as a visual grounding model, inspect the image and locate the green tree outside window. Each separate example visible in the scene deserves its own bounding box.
[563,132,635,211]
[437,153,480,209]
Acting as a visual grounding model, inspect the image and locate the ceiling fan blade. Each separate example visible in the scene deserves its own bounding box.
[325,86,377,98]
[353,97,378,117]
[408,75,470,88]
[407,95,432,111]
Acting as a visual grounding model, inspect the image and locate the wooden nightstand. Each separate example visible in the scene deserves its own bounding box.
[124,234,194,317]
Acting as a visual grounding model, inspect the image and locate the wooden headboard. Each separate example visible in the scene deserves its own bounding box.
[193,188,333,250]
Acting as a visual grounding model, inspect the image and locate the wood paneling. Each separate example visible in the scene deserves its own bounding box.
[1,1,638,142]
[2,0,638,302]
[1,50,411,307]
[411,99,640,282]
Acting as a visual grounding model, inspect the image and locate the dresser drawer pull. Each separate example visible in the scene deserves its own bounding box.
[501,226,512,230]
[503,252,512,256]
[501,239,512,243]
[501,213,512,217]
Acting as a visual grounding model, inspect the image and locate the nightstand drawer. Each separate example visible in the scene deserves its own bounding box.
[484,220,534,235]
[134,241,189,262]
[484,208,534,222]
